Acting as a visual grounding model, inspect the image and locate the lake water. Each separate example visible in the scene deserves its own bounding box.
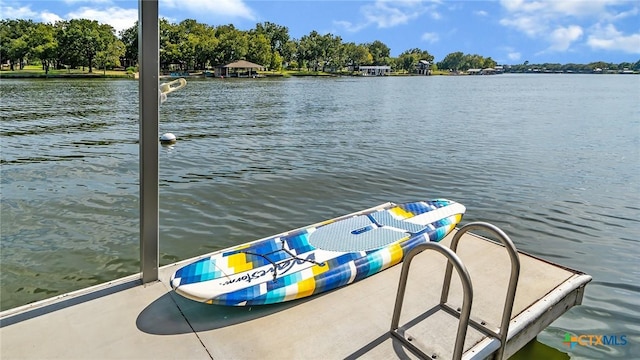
[1,74,638,358]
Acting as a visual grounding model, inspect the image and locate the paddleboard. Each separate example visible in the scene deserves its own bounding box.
[170,199,465,306]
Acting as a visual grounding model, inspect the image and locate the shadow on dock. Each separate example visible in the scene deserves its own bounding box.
[136,291,313,335]
[0,279,141,328]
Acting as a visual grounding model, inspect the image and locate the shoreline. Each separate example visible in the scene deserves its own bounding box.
[1,70,636,79]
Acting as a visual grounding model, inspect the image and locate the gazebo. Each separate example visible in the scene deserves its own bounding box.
[215,60,264,78]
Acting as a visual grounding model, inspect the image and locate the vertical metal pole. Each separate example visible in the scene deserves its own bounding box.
[139,0,159,283]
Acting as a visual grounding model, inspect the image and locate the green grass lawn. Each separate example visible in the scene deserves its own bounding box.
[0,65,132,78]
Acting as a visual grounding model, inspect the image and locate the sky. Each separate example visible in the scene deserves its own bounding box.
[1,0,639,65]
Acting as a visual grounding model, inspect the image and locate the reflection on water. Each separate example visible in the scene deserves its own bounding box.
[511,338,570,360]
[1,75,639,358]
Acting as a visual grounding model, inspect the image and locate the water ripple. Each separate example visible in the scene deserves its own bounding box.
[1,76,639,359]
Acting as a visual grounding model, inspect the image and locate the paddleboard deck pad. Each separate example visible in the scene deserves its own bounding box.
[170,199,465,306]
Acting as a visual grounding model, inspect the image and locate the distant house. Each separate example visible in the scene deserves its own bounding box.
[357,65,391,76]
[215,60,264,78]
[415,60,432,75]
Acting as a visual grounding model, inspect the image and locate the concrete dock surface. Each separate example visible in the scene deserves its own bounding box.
[0,230,590,359]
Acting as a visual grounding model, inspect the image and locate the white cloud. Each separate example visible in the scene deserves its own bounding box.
[498,0,636,37]
[500,0,631,18]
[0,0,252,34]
[0,5,37,19]
[362,1,423,28]
[421,32,439,43]
[333,20,367,33]
[336,0,437,32]
[68,6,138,34]
[499,15,545,37]
[162,0,255,21]
[500,47,522,62]
[0,2,134,32]
[587,24,640,53]
[63,0,113,4]
[548,25,583,51]
[498,0,638,54]
[0,4,65,24]
[474,10,488,17]
[606,6,639,21]
[40,11,64,24]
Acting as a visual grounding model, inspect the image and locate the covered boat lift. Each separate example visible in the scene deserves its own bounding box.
[215,60,264,78]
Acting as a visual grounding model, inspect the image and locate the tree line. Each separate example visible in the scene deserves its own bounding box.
[507,60,640,73]
[2,18,637,74]
[1,18,433,74]
[0,18,476,74]
[1,18,124,74]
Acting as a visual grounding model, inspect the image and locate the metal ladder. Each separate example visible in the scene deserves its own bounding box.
[390,222,521,360]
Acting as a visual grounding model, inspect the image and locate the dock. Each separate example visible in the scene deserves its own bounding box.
[0,226,590,359]
[0,2,592,358]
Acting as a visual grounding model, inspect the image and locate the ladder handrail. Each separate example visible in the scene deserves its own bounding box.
[391,242,473,360]
[441,222,520,360]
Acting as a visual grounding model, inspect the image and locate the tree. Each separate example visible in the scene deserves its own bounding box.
[191,23,218,69]
[589,61,608,71]
[29,22,58,74]
[179,33,197,70]
[483,56,497,69]
[298,31,323,71]
[160,18,183,70]
[397,48,433,73]
[366,40,390,65]
[119,22,138,68]
[254,22,290,57]
[438,52,464,71]
[0,20,11,67]
[57,19,112,72]
[0,19,35,70]
[247,33,271,67]
[280,40,298,68]
[97,23,118,63]
[295,31,343,72]
[270,51,283,71]
[397,52,417,73]
[8,37,30,70]
[343,42,372,68]
[96,39,125,74]
[176,19,216,70]
[214,24,248,65]
[320,33,343,72]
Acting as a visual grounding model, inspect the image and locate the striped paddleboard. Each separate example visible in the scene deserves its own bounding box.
[170,199,465,306]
